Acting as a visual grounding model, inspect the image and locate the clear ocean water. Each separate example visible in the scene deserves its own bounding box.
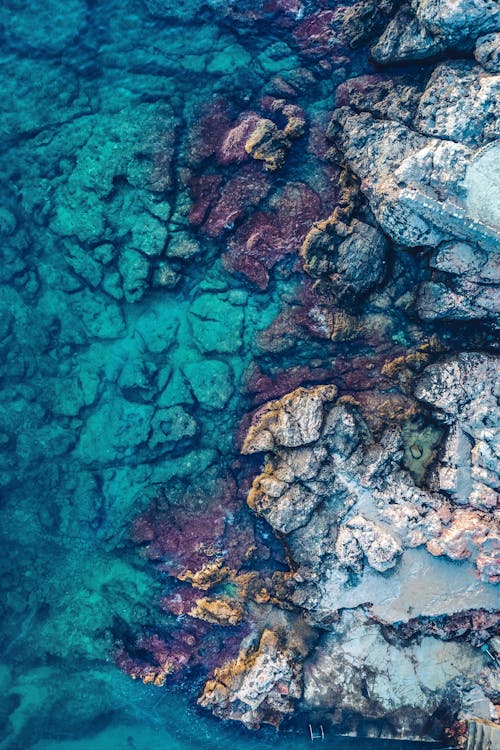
[0,0,447,747]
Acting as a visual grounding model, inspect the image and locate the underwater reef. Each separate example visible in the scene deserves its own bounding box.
[0,0,498,748]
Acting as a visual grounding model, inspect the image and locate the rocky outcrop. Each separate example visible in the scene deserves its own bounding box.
[222,352,498,736]
[198,628,303,728]
[371,0,500,64]
[329,55,500,327]
[328,106,499,252]
[243,381,498,631]
[300,216,388,305]
[242,384,337,453]
[303,610,491,739]
[415,353,499,517]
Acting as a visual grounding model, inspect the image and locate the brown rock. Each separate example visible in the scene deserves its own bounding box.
[198,628,302,728]
[189,596,244,626]
[242,385,338,454]
[244,119,291,171]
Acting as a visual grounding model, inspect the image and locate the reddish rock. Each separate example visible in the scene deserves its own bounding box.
[335,74,386,107]
[294,9,348,58]
[264,0,304,15]
[115,633,192,686]
[132,480,256,577]
[186,99,232,166]
[257,307,306,352]
[188,174,223,226]
[223,181,322,288]
[245,363,338,407]
[161,586,202,618]
[216,113,262,165]
[116,619,248,689]
[202,164,271,238]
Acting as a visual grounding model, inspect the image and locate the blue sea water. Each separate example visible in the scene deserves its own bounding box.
[0,0,448,748]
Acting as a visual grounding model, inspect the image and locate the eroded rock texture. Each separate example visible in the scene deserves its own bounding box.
[194,0,500,737]
[199,361,498,737]
[106,0,500,744]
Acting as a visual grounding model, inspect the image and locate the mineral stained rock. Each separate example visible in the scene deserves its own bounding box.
[199,628,303,729]
[229,363,499,735]
[300,216,388,304]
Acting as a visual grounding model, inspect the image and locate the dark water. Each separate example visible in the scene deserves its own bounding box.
[0,0,450,747]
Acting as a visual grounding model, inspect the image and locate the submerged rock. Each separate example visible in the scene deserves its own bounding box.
[244,118,291,171]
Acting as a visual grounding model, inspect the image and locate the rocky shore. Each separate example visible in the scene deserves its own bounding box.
[117,0,499,744]
[0,0,498,747]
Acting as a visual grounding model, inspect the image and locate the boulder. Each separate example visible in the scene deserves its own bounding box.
[414,62,500,148]
[475,32,500,72]
[199,628,302,728]
[301,217,388,304]
[242,385,337,453]
[371,4,447,63]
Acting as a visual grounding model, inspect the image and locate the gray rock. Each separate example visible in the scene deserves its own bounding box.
[371,4,447,63]
[410,0,500,48]
[329,106,500,251]
[431,240,500,283]
[465,141,500,232]
[301,218,388,304]
[415,353,500,517]
[242,385,337,453]
[335,220,389,300]
[414,62,500,148]
[475,32,500,72]
[417,278,500,324]
[303,610,489,737]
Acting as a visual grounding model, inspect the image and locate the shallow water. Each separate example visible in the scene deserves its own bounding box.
[0,0,461,747]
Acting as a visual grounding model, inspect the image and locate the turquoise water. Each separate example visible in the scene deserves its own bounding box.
[0,0,445,748]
